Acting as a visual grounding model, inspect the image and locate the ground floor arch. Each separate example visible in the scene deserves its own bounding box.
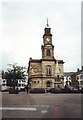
[46,81,51,87]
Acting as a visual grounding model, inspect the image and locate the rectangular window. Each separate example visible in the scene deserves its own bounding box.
[46,49,51,56]
[38,81,39,83]
[80,81,83,85]
[3,80,5,83]
[18,84,21,87]
[19,80,21,82]
[2,84,6,86]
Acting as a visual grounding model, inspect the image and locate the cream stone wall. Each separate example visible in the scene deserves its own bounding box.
[28,60,64,89]
[42,78,55,88]
[58,64,64,76]
[61,80,64,88]
[55,63,64,77]
[30,78,42,88]
[44,49,54,60]
[29,63,42,77]
[41,61,55,77]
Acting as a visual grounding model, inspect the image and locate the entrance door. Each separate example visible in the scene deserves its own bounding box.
[46,81,51,87]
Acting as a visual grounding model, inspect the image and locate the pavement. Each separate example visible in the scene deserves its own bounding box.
[0,92,82,119]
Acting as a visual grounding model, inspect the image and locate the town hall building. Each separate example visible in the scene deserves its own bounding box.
[28,21,64,90]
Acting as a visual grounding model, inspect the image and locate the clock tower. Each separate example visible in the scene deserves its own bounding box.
[41,20,54,59]
[28,20,64,90]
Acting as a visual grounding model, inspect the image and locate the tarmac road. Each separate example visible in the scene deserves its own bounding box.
[0,92,82,119]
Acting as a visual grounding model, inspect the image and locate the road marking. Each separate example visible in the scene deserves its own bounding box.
[34,105,49,108]
[41,105,49,108]
[0,107,37,111]
[41,110,48,114]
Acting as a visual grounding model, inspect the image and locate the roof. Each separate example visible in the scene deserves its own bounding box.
[29,58,64,64]
[29,59,42,63]
[80,71,83,74]
[76,70,83,75]
[64,72,75,76]
[58,60,65,64]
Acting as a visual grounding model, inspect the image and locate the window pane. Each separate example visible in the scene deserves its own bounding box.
[38,81,39,83]
[46,65,51,76]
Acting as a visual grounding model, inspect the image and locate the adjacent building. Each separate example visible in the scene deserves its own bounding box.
[28,22,64,90]
[1,79,28,91]
[18,79,28,91]
[64,67,83,90]
[1,79,8,91]
[71,67,83,89]
[64,72,74,87]
[76,70,83,89]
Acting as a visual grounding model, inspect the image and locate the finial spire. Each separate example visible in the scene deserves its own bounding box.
[46,18,49,27]
[55,56,59,75]
[56,56,58,61]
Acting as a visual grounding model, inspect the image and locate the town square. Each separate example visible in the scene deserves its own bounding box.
[1,92,82,119]
[0,0,82,120]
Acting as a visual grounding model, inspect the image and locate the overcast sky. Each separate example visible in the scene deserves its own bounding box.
[0,0,82,72]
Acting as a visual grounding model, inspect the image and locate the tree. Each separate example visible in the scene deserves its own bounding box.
[2,70,5,79]
[2,63,26,90]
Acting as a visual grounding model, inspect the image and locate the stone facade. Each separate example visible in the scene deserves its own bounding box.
[28,23,64,90]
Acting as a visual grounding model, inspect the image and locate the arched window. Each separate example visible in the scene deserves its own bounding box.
[46,49,51,56]
[46,65,51,76]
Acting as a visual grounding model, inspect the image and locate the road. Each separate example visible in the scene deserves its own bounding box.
[0,92,82,119]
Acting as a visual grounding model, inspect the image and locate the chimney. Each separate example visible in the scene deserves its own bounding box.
[77,68,79,72]
[29,57,32,61]
[81,66,83,70]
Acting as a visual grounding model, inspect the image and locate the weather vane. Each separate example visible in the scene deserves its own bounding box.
[46,18,49,27]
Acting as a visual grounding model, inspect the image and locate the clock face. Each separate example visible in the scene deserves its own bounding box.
[46,38,50,42]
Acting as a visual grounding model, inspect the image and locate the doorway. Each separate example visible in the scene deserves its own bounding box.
[46,81,51,87]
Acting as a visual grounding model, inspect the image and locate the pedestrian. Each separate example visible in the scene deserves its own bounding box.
[45,88,47,93]
[26,86,28,94]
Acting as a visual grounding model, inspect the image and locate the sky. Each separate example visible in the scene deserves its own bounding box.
[0,0,82,72]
